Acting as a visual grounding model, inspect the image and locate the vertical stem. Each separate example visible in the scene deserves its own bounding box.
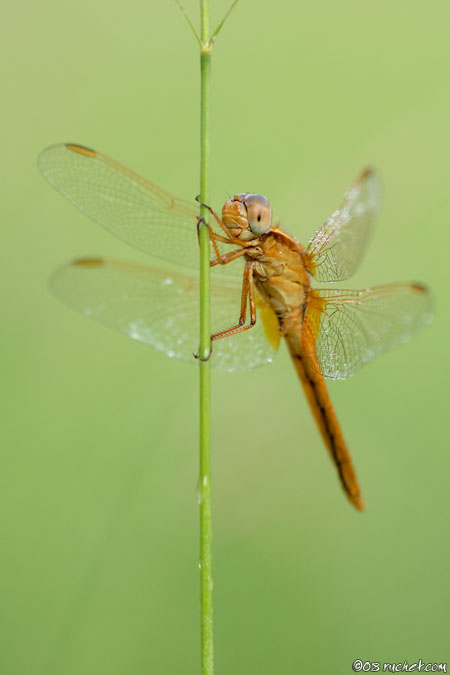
[199,1,213,674]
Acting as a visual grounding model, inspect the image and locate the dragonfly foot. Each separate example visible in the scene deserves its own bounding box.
[195,197,215,217]
[197,214,212,240]
[194,343,213,362]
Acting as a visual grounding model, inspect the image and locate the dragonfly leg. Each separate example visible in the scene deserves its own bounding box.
[196,198,235,240]
[194,250,252,361]
[197,214,246,265]
[196,215,225,262]
[211,261,257,342]
[210,246,247,267]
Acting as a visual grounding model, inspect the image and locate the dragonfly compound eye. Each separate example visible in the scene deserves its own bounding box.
[244,194,272,235]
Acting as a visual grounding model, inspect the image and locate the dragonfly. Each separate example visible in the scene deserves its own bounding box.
[38,143,433,511]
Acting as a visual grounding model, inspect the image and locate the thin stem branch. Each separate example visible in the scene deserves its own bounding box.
[199,0,213,673]
[174,0,201,44]
[210,0,240,43]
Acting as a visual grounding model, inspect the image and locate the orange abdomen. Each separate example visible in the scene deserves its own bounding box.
[285,332,364,511]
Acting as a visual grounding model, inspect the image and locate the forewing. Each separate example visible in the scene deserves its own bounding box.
[301,284,433,380]
[305,168,381,282]
[38,143,229,271]
[50,258,280,372]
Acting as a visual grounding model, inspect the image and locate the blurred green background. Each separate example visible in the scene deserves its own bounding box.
[1,0,449,673]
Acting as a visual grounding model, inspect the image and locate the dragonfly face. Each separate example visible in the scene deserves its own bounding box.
[222,193,272,240]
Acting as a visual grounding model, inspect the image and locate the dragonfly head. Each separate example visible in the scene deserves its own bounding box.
[222,193,272,241]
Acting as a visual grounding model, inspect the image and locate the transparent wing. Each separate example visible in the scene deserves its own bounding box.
[301,284,433,380]
[304,168,381,282]
[38,143,238,274]
[50,258,281,372]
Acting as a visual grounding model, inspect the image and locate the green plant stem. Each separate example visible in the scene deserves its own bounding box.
[199,1,213,673]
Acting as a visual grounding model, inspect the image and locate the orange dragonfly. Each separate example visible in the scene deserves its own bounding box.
[38,143,433,510]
